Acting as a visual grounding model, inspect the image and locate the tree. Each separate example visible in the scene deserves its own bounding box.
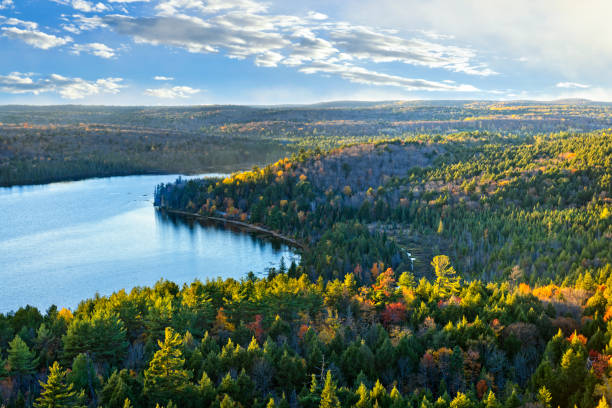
[7,334,37,393]
[144,327,192,406]
[355,382,372,408]
[320,371,340,408]
[8,335,36,376]
[449,392,473,408]
[484,391,499,408]
[100,369,141,408]
[62,311,128,366]
[68,353,99,405]
[398,271,415,290]
[537,386,552,408]
[597,397,610,408]
[431,255,460,298]
[34,361,85,408]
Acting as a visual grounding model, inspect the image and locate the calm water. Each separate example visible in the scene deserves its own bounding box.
[0,174,298,313]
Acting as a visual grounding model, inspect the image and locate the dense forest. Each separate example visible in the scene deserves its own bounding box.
[1,105,611,407]
[2,101,612,186]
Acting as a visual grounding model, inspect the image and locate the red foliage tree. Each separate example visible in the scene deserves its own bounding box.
[381,302,407,326]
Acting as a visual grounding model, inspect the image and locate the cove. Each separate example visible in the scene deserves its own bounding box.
[0,174,298,314]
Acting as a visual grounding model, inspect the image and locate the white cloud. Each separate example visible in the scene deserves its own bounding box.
[52,0,109,12]
[323,23,495,76]
[109,0,149,2]
[1,26,72,49]
[556,82,590,89]
[155,0,267,17]
[61,14,108,34]
[0,0,13,10]
[300,61,479,92]
[0,17,38,30]
[144,85,201,98]
[71,42,116,58]
[0,72,124,99]
[307,11,327,21]
[100,0,489,93]
[154,76,174,81]
[342,0,612,82]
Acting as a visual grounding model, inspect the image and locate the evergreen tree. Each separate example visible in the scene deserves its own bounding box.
[597,397,610,408]
[7,335,36,376]
[144,327,192,406]
[34,361,85,408]
[484,391,499,408]
[537,386,552,408]
[8,334,37,393]
[320,371,340,408]
[431,255,460,298]
[355,382,372,408]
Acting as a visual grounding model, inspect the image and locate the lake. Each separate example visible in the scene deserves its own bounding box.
[0,174,298,314]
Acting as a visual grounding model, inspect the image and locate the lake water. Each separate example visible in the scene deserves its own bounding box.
[0,174,298,313]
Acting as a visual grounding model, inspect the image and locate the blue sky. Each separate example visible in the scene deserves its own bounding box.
[0,0,611,105]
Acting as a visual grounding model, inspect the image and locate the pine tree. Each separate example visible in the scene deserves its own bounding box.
[220,394,238,408]
[484,390,499,408]
[355,382,372,408]
[449,392,471,408]
[319,371,340,408]
[198,372,216,407]
[34,361,85,408]
[7,335,37,376]
[537,386,552,408]
[431,255,460,298]
[597,397,610,408]
[8,334,37,393]
[144,327,192,406]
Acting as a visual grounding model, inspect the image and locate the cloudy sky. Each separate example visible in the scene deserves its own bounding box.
[0,0,611,104]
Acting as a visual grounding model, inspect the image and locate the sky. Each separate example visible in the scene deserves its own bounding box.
[0,0,611,105]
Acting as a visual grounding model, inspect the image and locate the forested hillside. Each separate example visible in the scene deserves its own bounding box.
[157,130,611,284]
[0,117,611,407]
[3,101,612,186]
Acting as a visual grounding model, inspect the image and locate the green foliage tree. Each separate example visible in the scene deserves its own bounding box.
[432,255,460,298]
[320,371,340,408]
[144,327,192,406]
[34,361,85,408]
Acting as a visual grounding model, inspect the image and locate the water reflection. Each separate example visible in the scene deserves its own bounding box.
[0,174,299,313]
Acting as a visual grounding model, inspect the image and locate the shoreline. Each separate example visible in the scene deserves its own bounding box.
[158,207,306,250]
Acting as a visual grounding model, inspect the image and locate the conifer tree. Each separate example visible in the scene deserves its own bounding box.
[34,361,85,408]
[537,386,552,408]
[319,371,340,408]
[197,372,216,407]
[432,255,460,298]
[8,335,37,376]
[355,382,372,408]
[144,327,192,406]
[484,390,499,408]
[597,397,610,408]
[8,334,37,393]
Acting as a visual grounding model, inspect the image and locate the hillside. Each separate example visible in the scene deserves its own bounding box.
[3,101,612,186]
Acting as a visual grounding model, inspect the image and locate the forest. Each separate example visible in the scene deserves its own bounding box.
[2,101,612,186]
[0,124,609,407]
